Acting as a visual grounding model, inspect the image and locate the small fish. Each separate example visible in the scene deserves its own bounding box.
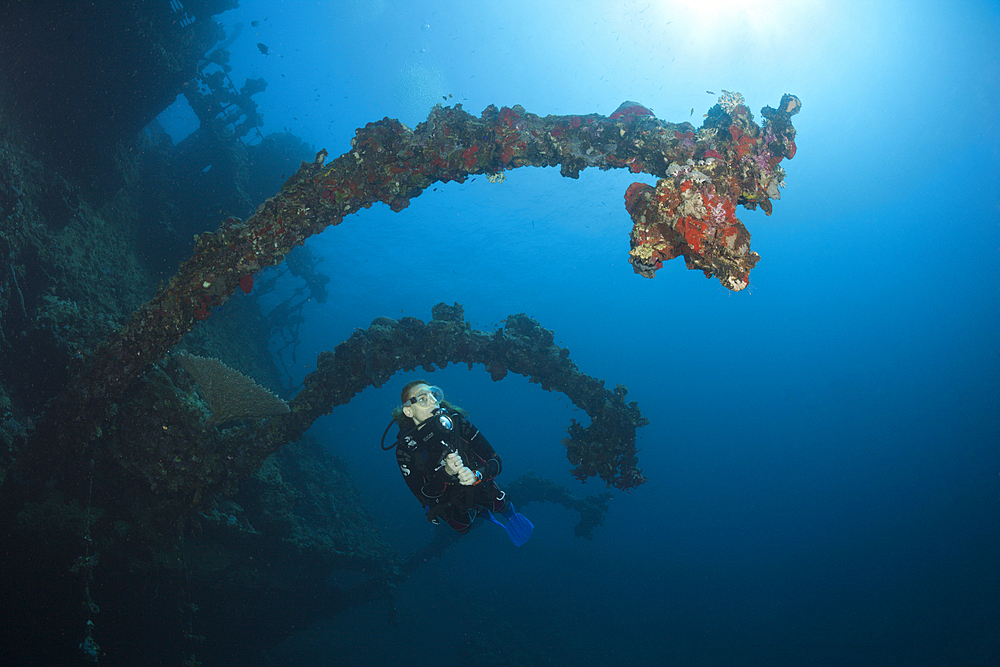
[707,90,715,95]
[690,108,694,116]
[251,20,259,27]
[257,43,269,55]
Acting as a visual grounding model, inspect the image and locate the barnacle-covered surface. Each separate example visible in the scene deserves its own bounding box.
[33,95,799,461]
[0,10,801,660]
[263,303,649,491]
[0,84,796,665]
[96,299,645,506]
[102,357,293,501]
[5,432,391,662]
[0,59,392,664]
[626,93,801,290]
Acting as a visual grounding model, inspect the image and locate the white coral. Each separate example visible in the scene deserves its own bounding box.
[696,127,718,142]
[719,90,745,115]
[726,274,748,291]
[677,190,708,219]
[666,159,711,184]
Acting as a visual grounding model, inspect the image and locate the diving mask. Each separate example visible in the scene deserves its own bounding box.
[402,386,443,409]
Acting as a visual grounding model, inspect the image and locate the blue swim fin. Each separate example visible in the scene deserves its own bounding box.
[486,503,534,546]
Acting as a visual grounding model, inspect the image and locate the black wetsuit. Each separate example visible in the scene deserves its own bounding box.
[395,408,508,533]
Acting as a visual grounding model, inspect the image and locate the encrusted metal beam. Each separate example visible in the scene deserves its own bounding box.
[36,95,800,455]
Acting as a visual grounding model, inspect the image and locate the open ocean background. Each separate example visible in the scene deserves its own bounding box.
[157,1,999,664]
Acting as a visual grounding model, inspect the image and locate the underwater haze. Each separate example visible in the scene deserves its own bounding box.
[166,0,999,665]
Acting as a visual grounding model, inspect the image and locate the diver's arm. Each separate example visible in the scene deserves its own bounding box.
[461,420,502,481]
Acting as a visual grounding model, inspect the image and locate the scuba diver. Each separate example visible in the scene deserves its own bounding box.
[382,380,533,546]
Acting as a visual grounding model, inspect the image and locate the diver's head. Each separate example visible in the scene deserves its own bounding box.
[400,380,443,426]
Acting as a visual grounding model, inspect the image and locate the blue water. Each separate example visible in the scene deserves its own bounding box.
[165,1,1000,664]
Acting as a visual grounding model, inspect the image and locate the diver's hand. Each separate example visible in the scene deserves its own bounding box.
[457,467,478,486]
[444,452,464,475]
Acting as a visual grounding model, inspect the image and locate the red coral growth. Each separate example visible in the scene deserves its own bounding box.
[500,144,516,165]
[701,187,737,228]
[239,274,254,294]
[736,134,757,158]
[674,216,707,254]
[610,101,654,119]
[491,106,529,166]
[462,145,479,170]
[624,182,651,214]
[728,123,760,157]
[625,177,759,289]
[193,294,214,321]
[499,106,521,128]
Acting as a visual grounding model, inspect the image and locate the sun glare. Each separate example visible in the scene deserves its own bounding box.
[652,0,830,47]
